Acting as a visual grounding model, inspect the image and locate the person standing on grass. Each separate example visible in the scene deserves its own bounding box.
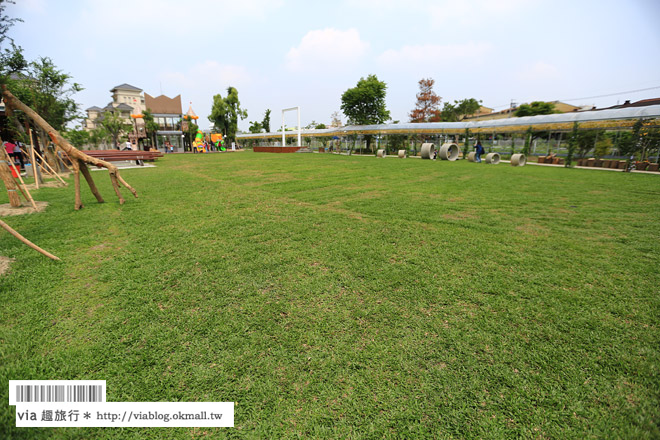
[475,140,485,162]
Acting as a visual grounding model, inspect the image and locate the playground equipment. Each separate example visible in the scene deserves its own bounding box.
[192,130,205,152]
[439,143,459,161]
[467,152,477,162]
[377,149,386,158]
[420,143,435,159]
[485,153,500,164]
[398,150,406,158]
[511,153,526,166]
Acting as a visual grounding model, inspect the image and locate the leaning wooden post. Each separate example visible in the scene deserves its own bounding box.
[28,129,40,189]
[31,147,67,185]
[71,159,83,210]
[0,159,22,207]
[79,163,104,203]
[3,151,37,210]
[0,219,60,260]
[2,86,138,209]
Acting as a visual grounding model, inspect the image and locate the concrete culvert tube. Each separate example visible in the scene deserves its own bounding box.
[485,153,500,164]
[467,152,477,162]
[439,143,459,161]
[420,143,435,159]
[510,153,526,166]
[377,149,386,158]
[398,150,406,158]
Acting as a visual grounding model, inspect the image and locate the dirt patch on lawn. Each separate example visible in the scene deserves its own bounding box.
[0,256,14,276]
[0,201,49,217]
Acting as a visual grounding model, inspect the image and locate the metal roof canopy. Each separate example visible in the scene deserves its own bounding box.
[238,105,660,139]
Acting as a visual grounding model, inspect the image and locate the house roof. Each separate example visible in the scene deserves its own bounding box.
[144,93,182,115]
[115,103,134,111]
[86,106,103,112]
[110,83,142,93]
[595,97,660,111]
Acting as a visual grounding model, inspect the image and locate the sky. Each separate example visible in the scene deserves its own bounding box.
[6,0,660,131]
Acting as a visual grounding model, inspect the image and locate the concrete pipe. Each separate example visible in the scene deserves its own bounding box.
[467,152,477,162]
[485,153,500,164]
[439,143,459,161]
[398,149,406,158]
[420,143,435,159]
[510,153,526,166]
[377,149,386,158]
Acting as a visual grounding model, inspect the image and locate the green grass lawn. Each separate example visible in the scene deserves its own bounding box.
[1,152,659,439]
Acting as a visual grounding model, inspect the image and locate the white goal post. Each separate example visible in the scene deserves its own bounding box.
[282,106,301,147]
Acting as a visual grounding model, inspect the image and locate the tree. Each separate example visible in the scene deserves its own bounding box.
[142,108,159,149]
[249,120,263,133]
[409,78,442,122]
[64,127,90,150]
[208,86,247,143]
[315,123,327,129]
[262,109,271,133]
[330,111,342,127]
[514,101,557,117]
[576,129,600,158]
[100,109,132,149]
[341,74,390,152]
[440,98,482,122]
[89,126,110,149]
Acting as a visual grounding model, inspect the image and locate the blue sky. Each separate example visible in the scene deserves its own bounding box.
[8,0,660,130]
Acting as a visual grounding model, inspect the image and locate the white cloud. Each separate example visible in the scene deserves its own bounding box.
[285,28,370,72]
[378,42,492,70]
[517,61,561,82]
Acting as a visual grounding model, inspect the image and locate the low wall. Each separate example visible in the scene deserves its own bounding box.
[253,146,301,153]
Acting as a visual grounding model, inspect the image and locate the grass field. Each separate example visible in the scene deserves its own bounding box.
[1,152,659,439]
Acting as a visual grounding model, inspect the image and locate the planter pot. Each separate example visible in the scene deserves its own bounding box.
[635,161,648,171]
[587,158,595,167]
[593,159,603,167]
[537,156,546,163]
[647,163,659,172]
[377,149,386,158]
[398,150,406,158]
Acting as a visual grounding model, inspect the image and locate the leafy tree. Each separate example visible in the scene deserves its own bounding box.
[100,109,132,148]
[514,101,557,117]
[64,127,90,150]
[142,109,159,149]
[409,78,442,122]
[630,118,660,161]
[440,98,482,122]
[208,86,247,143]
[576,129,600,158]
[341,74,390,152]
[0,0,20,46]
[262,109,271,133]
[594,136,612,159]
[89,127,110,149]
[249,120,263,133]
[186,120,199,149]
[522,126,533,157]
[315,123,327,129]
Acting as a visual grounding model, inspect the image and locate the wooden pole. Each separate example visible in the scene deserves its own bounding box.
[0,219,60,260]
[2,149,37,210]
[0,159,22,207]
[71,159,83,210]
[79,162,104,203]
[2,87,137,208]
[28,129,40,189]
[30,146,67,185]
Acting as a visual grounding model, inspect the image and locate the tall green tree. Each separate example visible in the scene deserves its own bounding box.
[440,98,482,122]
[248,120,263,133]
[514,101,557,117]
[341,74,390,152]
[262,109,271,133]
[142,108,159,148]
[208,86,247,143]
[100,109,132,149]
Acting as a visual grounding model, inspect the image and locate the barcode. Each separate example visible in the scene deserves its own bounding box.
[14,385,103,403]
